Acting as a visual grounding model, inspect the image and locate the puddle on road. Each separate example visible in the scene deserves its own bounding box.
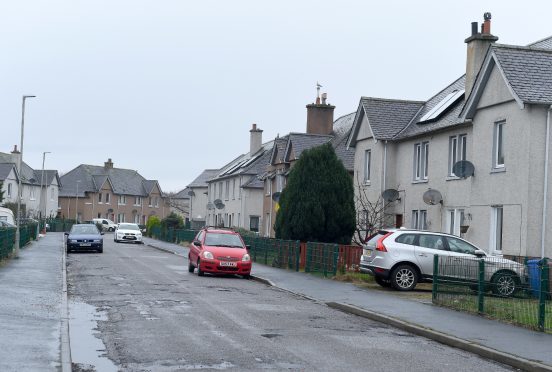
[69,301,117,372]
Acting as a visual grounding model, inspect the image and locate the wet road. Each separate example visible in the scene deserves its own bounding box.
[66,237,513,371]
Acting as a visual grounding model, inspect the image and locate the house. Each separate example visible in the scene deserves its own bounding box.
[166,188,191,224]
[347,13,552,258]
[59,158,167,224]
[261,93,356,237]
[186,169,219,229]
[205,124,274,232]
[0,146,61,218]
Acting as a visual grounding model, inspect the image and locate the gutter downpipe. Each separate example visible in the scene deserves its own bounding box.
[382,141,388,220]
[541,105,552,259]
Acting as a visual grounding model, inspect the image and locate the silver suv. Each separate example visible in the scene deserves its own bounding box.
[360,229,525,296]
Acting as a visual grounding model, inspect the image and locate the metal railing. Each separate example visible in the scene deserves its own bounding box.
[432,254,551,333]
[0,222,39,260]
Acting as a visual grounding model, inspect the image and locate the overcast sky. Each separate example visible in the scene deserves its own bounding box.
[1,1,551,192]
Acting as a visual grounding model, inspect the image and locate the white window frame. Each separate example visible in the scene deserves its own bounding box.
[493,121,505,169]
[490,206,504,254]
[7,183,12,197]
[449,134,468,177]
[364,149,371,183]
[413,142,429,181]
[118,195,126,205]
[447,208,465,236]
[117,213,125,223]
[105,193,110,204]
[225,180,230,200]
[411,210,427,230]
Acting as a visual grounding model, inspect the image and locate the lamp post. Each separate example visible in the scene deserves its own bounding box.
[14,95,36,258]
[75,180,81,222]
[40,151,51,220]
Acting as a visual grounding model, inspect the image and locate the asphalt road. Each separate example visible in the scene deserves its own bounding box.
[66,236,513,371]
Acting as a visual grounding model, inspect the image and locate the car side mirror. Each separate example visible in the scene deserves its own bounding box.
[474,250,486,257]
[193,240,201,247]
[246,245,251,250]
[64,232,69,236]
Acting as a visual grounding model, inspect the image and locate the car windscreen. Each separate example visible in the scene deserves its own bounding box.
[204,233,244,248]
[71,225,99,235]
[118,224,139,230]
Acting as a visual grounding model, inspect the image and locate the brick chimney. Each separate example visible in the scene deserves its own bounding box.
[465,12,498,97]
[11,145,21,167]
[249,124,263,155]
[306,92,335,135]
[104,158,114,169]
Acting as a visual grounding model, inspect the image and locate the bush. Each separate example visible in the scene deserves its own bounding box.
[146,216,161,237]
[161,212,184,230]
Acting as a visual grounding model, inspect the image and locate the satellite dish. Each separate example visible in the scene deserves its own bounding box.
[452,160,475,178]
[206,202,215,210]
[423,189,443,205]
[272,192,281,202]
[29,178,37,184]
[187,190,195,197]
[215,202,225,210]
[381,189,400,203]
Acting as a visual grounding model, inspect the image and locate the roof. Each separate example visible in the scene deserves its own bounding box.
[0,152,59,186]
[0,163,16,182]
[330,112,356,171]
[187,169,220,188]
[284,133,332,161]
[173,187,191,199]
[59,164,161,197]
[0,152,35,184]
[528,36,552,49]
[270,135,290,165]
[209,141,274,183]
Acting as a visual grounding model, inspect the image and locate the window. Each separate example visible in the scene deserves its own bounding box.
[98,193,102,203]
[148,197,152,207]
[364,150,371,183]
[30,188,36,200]
[134,197,142,206]
[218,182,223,199]
[232,179,236,200]
[447,209,465,236]
[414,142,429,181]
[276,175,284,193]
[118,195,126,205]
[155,197,159,207]
[449,134,467,176]
[250,216,259,232]
[491,206,504,253]
[418,234,446,251]
[493,121,505,168]
[225,180,230,200]
[7,183,12,197]
[265,213,271,237]
[105,193,110,204]
[133,214,140,224]
[238,177,242,200]
[395,234,416,245]
[411,210,427,229]
[117,213,125,223]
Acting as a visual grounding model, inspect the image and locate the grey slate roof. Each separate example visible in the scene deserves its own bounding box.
[362,98,424,140]
[187,169,220,188]
[395,76,466,140]
[59,164,160,197]
[331,112,356,171]
[210,141,275,183]
[0,163,16,182]
[528,36,552,49]
[173,187,191,199]
[285,133,332,161]
[0,152,35,184]
[492,44,552,104]
[270,135,290,165]
[33,170,60,187]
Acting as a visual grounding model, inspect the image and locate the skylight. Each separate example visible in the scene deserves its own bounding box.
[419,89,465,123]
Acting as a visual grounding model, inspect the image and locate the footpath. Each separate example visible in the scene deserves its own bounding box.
[144,237,552,372]
[0,233,69,372]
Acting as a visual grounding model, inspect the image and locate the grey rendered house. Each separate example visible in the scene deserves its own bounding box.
[59,159,167,224]
[186,169,220,230]
[348,14,552,258]
[0,147,61,218]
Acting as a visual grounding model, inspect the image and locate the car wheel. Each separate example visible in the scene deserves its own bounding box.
[375,276,391,288]
[114,239,119,243]
[491,271,519,297]
[109,227,114,232]
[98,247,103,253]
[188,259,195,273]
[197,259,204,276]
[390,264,418,291]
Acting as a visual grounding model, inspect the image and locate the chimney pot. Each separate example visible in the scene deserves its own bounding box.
[471,22,478,36]
[12,145,19,153]
[252,123,257,131]
[249,124,263,155]
[321,93,327,105]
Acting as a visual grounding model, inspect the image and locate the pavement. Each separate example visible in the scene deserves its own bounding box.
[144,237,552,372]
[0,233,550,372]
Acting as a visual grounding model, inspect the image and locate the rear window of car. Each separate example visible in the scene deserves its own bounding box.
[365,231,389,248]
[395,234,416,245]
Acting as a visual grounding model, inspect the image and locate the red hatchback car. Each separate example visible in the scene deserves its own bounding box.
[188,228,252,278]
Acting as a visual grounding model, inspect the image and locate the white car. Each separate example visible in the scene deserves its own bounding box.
[92,218,118,232]
[114,223,143,244]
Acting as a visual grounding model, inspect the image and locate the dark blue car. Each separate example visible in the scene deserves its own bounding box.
[65,224,104,253]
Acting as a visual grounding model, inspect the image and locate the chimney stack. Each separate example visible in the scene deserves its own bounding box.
[11,145,21,167]
[306,91,335,135]
[104,158,114,169]
[249,124,263,155]
[465,12,498,96]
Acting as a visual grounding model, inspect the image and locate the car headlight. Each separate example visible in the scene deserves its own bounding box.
[242,254,250,262]
[93,239,101,243]
[69,239,77,243]
[203,251,214,259]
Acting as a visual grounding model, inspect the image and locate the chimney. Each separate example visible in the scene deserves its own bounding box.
[104,158,114,169]
[465,12,498,96]
[249,124,263,155]
[11,145,21,167]
[306,92,335,135]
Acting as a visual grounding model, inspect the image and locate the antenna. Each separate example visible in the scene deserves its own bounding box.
[422,189,443,206]
[452,160,475,178]
[381,189,400,203]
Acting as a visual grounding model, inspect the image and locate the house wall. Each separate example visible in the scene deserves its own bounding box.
[189,186,208,229]
[0,169,17,205]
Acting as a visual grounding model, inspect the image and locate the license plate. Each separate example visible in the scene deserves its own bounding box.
[220,261,237,267]
[80,243,91,247]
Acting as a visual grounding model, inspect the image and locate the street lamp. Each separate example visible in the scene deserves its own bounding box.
[75,180,81,222]
[40,151,51,220]
[14,95,36,258]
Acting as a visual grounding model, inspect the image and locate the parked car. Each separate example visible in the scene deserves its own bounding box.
[92,218,117,232]
[0,207,15,225]
[65,224,104,253]
[360,229,525,296]
[114,223,143,244]
[0,220,16,228]
[188,228,251,279]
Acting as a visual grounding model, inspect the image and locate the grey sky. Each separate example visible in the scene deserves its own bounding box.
[1,1,551,192]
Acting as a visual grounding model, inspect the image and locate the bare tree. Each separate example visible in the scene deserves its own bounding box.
[352,175,398,245]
